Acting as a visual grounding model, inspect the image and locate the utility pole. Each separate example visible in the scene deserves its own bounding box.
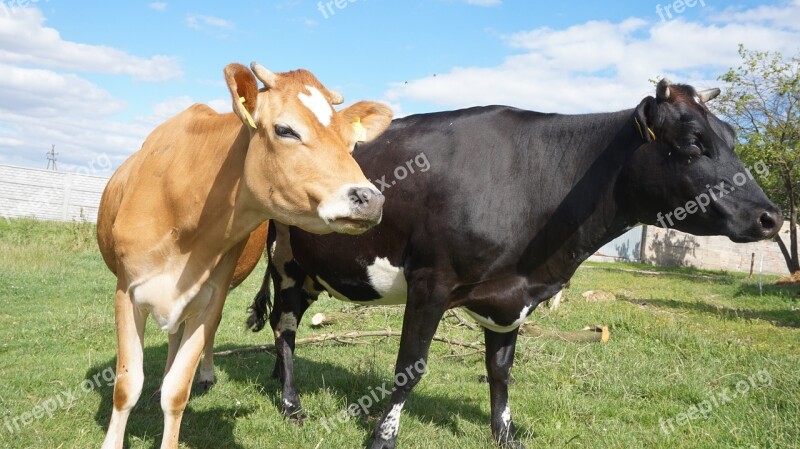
[46,145,58,171]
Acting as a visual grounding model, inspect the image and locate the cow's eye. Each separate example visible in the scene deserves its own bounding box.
[275,125,300,140]
[684,138,703,157]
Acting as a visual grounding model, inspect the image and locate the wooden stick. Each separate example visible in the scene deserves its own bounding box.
[446,309,478,330]
[214,323,609,357]
[309,312,352,328]
[213,330,482,356]
[519,323,610,343]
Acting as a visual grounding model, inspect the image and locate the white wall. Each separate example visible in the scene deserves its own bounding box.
[640,225,791,276]
[0,165,108,223]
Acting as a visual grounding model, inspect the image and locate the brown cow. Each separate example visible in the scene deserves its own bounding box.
[96,61,392,449]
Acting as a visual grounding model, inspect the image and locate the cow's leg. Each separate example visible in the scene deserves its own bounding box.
[102,278,147,449]
[158,289,226,449]
[197,314,220,391]
[151,322,184,403]
[270,281,312,421]
[484,327,523,449]
[369,276,446,449]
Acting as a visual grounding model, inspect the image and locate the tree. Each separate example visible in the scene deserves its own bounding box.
[714,46,800,273]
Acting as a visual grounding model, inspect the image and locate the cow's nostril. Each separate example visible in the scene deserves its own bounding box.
[759,211,780,233]
[348,187,373,206]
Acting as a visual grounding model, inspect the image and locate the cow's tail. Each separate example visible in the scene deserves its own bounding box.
[246,220,276,332]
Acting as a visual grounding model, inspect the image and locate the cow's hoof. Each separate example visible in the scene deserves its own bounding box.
[281,401,306,424]
[368,437,395,449]
[285,409,306,425]
[500,440,525,449]
[196,379,216,393]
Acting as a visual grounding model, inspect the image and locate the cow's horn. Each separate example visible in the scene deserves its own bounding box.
[698,88,721,103]
[657,78,671,101]
[251,62,277,89]
[329,90,344,105]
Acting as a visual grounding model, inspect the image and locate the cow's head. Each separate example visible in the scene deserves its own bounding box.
[621,79,782,242]
[224,62,392,235]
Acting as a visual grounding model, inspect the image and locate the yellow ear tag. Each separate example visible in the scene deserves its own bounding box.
[352,117,368,143]
[634,117,657,141]
[239,96,257,129]
[634,117,645,140]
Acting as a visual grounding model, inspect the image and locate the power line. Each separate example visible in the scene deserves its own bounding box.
[46,144,58,171]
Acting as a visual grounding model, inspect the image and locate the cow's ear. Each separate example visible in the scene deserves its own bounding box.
[224,63,259,129]
[340,101,393,144]
[634,96,658,143]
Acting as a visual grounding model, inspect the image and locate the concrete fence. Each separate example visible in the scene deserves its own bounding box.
[0,164,108,224]
[0,164,793,275]
[640,225,791,276]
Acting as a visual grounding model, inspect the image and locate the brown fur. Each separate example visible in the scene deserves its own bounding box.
[97,62,392,449]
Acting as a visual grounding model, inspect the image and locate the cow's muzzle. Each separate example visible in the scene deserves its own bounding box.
[757,207,782,239]
[318,184,385,234]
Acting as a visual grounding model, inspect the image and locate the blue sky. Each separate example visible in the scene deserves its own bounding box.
[0,0,797,173]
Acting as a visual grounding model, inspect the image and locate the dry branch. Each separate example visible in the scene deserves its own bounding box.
[215,322,609,357]
[519,323,610,343]
[213,330,482,357]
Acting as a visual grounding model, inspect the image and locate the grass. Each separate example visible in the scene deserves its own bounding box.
[0,218,798,449]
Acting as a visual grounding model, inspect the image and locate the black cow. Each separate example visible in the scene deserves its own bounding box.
[246,80,782,449]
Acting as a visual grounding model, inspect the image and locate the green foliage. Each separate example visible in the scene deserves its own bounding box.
[68,208,96,251]
[715,45,800,209]
[713,45,800,272]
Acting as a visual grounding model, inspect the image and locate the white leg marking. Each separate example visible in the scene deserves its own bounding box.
[197,367,215,384]
[277,312,298,333]
[501,404,512,428]
[378,402,405,440]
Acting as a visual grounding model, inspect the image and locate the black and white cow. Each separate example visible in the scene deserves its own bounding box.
[246,80,782,449]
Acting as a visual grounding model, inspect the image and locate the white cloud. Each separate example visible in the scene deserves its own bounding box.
[387,2,800,114]
[0,8,181,81]
[148,2,168,11]
[0,7,185,173]
[137,96,230,128]
[186,14,236,37]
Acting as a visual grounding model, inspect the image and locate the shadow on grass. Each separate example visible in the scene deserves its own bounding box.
[87,344,251,449]
[582,263,735,284]
[735,282,800,299]
[87,342,503,447]
[627,297,800,328]
[210,342,501,444]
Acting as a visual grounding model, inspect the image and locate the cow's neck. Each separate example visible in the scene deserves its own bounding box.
[166,128,269,286]
[520,109,642,284]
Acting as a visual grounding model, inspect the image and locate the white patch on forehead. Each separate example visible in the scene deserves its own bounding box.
[463,303,533,333]
[366,257,407,304]
[378,402,404,440]
[298,85,333,127]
